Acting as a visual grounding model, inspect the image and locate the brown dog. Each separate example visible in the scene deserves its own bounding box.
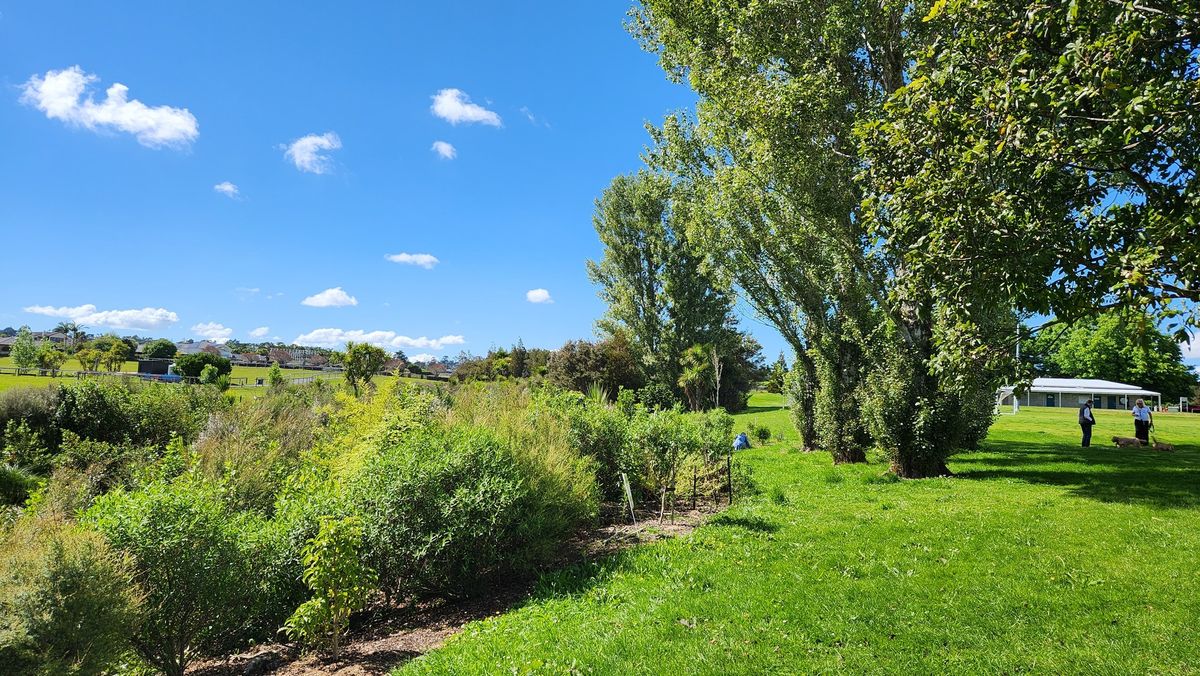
[1153,441,1175,452]
[1112,436,1145,448]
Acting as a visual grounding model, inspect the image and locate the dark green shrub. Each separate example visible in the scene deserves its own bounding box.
[0,387,60,456]
[752,423,771,443]
[0,519,140,675]
[173,353,232,379]
[636,382,676,411]
[2,421,52,475]
[348,426,530,598]
[141,339,176,359]
[566,401,632,499]
[83,479,257,676]
[53,379,220,451]
[0,464,38,506]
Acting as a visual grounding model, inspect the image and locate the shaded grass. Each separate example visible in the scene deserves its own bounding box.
[396,398,1200,674]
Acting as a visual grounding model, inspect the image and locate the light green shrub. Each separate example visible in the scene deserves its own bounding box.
[0,518,140,675]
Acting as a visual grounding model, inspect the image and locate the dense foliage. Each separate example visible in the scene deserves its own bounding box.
[173,352,232,379]
[1025,314,1199,400]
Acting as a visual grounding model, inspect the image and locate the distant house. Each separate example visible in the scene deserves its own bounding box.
[175,340,233,360]
[0,331,68,356]
[236,352,268,365]
[999,378,1161,410]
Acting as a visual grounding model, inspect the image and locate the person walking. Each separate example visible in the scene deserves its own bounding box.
[1132,398,1153,444]
[1078,399,1096,447]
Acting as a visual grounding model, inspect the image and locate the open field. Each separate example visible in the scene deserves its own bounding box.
[397,394,1200,673]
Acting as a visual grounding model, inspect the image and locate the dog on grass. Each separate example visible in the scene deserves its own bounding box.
[1153,440,1175,452]
[1111,436,1145,448]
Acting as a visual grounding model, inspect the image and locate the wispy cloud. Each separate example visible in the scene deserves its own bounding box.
[431,140,457,159]
[20,66,198,149]
[301,287,358,307]
[282,132,341,174]
[249,326,269,338]
[294,328,465,351]
[526,288,553,304]
[23,303,178,330]
[410,353,438,363]
[191,322,233,342]
[431,88,501,126]
[385,252,439,269]
[213,181,240,198]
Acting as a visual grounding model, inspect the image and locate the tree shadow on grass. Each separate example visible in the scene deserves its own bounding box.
[740,405,785,415]
[707,513,780,533]
[954,439,1200,509]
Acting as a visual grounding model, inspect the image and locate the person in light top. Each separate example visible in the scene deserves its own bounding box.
[1131,398,1153,444]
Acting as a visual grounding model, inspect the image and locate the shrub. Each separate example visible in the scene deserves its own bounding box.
[0,387,60,457]
[627,407,700,518]
[2,420,52,475]
[348,426,530,598]
[83,479,257,676]
[198,364,219,385]
[636,382,676,411]
[283,516,374,654]
[267,362,285,387]
[0,464,38,506]
[566,400,632,500]
[752,423,772,443]
[52,379,222,451]
[0,519,140,675]
[173,352,231,380]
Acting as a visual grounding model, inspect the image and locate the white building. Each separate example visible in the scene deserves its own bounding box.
[998,377,1161,410]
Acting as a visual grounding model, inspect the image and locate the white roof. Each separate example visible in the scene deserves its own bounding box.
[1002,377,1159,397]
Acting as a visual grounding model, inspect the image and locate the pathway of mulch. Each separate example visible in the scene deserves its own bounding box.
[189,503,721,676]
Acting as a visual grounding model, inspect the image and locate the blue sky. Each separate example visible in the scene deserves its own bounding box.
[2,3,1193,373]
[0,1,794,361]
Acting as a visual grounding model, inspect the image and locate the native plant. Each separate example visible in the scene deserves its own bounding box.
[284,516,375,655]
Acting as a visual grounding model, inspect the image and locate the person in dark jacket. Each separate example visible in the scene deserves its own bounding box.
[1078,399,1096,447]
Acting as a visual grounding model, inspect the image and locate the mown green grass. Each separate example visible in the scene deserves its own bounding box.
[397,394,1200,674]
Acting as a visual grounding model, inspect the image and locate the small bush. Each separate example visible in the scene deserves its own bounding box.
[284,516,374,654]
[636,383,675,411]
[0,519,141,675]
[348,426,531,598]
[83,479,258,676]
[0,387,60,457]
[566,400,632,499]
[752,423,772,443]
[0,464,38,506]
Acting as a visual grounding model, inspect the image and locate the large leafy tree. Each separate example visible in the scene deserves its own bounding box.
[632,0,1012,474]
[588,171,756,410]
[1027,314,1198,400]
[863,0,1200,346]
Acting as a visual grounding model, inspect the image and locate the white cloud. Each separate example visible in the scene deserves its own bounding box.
[430,88,501,126]
[249,326,270,338]
[385,252,439,269]
[191,322,233,343]
[213,181,240,198]
[431,140,457,159]
[20,66,198,148]
[1182,336,1200,359]
[294,329,465,351]
[23,303,178,330]
[282,132,341,174]
[526,288,553,304]
[410,353,438,363]
[301,287,358,307]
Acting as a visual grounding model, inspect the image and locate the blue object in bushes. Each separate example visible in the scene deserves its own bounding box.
[733,432,750,451]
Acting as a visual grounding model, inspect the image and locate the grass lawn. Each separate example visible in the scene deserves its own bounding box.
[398,393,1200,674]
